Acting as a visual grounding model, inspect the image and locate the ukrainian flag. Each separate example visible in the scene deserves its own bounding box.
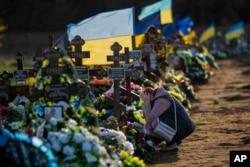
[199,22,215,44]
[225,21,245,41]
[138,0,173,25]
[67,7,135,65]
[177,16,195,44]
[134,12,161,48]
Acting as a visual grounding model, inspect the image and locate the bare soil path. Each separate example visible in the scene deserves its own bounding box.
[148,55,250,167]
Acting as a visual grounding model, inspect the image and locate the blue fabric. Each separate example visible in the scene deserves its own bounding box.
[138,0,172,21]
[67,7,135,41]
[0,129,13,147]
[135,12,161,34]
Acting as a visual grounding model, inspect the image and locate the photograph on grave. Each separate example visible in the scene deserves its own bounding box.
[43,106,64,121]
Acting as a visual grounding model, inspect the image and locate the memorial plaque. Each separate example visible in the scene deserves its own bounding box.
[141,44,154,54]
[75,67,89,80]
[13,70,28,80]
[108,68,125,80]
[129,50,141,60]
[44,84,69,101]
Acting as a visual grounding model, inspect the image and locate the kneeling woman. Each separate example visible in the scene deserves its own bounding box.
[141,86,196,152]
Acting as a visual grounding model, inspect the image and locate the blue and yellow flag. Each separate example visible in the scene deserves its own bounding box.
[138,0,173,25]
[199,22,215,44]
[177,16,195,44]
[225,21,245,41]
[67,7,135,65]
[134,12,161,48]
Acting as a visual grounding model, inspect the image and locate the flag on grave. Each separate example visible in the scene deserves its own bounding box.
[199,22,215,44]
[67,7,135,65]
[225,21,245,41]
[138,0,173,25]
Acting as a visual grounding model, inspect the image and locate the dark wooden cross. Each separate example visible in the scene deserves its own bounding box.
[120,48,141,106]
[68,35,90,66]
[106,42,126,118]
[33,48,46,69]
[141,44,154,72]
[13,53,29,85]
[41,35,70,102]
[68,35,91,80]
[141,44,159,82]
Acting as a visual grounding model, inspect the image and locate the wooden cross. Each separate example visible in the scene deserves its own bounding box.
[121,48,141,106]
[141,44,154,72]
[42,35,69,84]
[68,35,90,66]
[106,42,126,118]
[13,53,29,85]
[41,35,70,102]
[33,48,46,69]
[68,36,90,80]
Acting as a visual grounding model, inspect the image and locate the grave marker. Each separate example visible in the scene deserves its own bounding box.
[41,35,70,101]
[68,36,90,80]
[122,48,141,106]
[33,48,46,69]
[106,42,125,118]
[13,53,28,85]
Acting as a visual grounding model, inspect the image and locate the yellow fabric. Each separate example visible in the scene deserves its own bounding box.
[160,9,173,24]
[225,29,244,41]
[134,34,145,49]
[182,30,196,45]
[199,27,215,43]
[80,35,133,65]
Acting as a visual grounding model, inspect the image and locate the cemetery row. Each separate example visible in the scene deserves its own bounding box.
[0,33,219,166]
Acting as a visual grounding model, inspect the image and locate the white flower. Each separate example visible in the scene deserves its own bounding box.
[59,133,70,144]
[82,140,92,152]
[51,140,62,152]
[63,145,75,156]
[49,117,58,126]
[73,133,84,143]
[87,135,100,144]
[80,126,89,135]
[114,131,127,142]
[93,145,107,155]
[85,152,97,163]
[123,141,134,155]
[68,119,78,128]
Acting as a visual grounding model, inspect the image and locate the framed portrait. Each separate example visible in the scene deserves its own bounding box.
[43,106,63,121]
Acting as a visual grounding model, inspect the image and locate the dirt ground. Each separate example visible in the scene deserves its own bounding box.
[147,55,250,167]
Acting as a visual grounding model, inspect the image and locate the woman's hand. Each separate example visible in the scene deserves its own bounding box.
[141,91,151,104]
